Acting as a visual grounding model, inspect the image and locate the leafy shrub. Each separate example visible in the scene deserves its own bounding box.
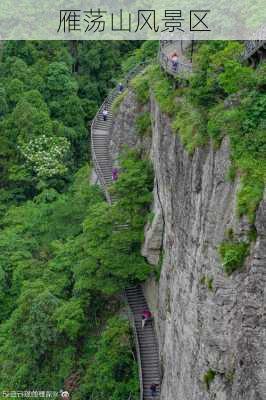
[112,90,128,113]
[131,70,150,105]
[152,78,176,115]
[247,227,257,242]
[203,369,216,390]
[135,112,152,137]
[237,176,265,223]
[147,211,155,224]
[218,62,255,95]
[219,240,249,275]
[122,41,158,73]
[19,135,70,179]
[226,164,237,182]
[256,62,266,88]
[148,65,177,116]
[225,228,234,241]
[132,65,179,115]
[54,299,85,341]
[74,317,139,400]
[172,99,207,154]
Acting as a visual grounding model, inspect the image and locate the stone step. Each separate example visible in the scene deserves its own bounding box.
[128,299,147,304]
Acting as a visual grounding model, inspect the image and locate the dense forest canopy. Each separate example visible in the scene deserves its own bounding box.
[0,40,156,398]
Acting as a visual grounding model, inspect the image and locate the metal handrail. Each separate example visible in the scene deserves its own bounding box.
[158,40,192,76]
[91,61,149,205]
[131,313,144,400]
[125,294,144,400]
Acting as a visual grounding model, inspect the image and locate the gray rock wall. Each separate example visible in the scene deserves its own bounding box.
[110,89,266,400]
[110,90,151,165]
[149,96,266,400]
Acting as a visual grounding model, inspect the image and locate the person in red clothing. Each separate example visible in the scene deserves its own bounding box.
[171,52,179,71]
[141,309,152,329]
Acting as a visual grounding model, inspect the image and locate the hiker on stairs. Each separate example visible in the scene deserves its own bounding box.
[150,383,159,398]
[171,52,179,71]
[102,108,108,121]
[112,167,118,181]
[141,309,152,329]
[118,82,124,93]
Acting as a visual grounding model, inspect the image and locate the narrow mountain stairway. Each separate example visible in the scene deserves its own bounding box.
[91,94,116,190]
[91,62,161,399]
[126,286,161,399]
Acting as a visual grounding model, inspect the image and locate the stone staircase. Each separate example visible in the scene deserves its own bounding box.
[91,89,117,204]
[126,286,161,399]
[91,63,148,204]
[91,62,161,399]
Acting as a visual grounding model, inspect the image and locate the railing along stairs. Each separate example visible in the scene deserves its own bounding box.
[90,61,161,399]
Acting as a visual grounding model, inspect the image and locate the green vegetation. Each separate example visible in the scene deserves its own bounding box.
[226,163,237,182]
[172,98,207,154]
[0,41,139,206]
[225,227,235,241]
[81,150,153,294]
[225,369,235,384]
[112,89,129,113]
[131,71,150,105]
[0,146,152,393]
[200,275,214,291]
[74,317,139,400]
[132,64,178,115]
[237,176,265,223]
[203,369,216,390]
[149,65,180,116]
[0,40,147,397]
[154,250,164,281]
[122,41,158,73]
[219,240,249,275]
[247,226,258,242]
[135,112,152,137]
[134,42,265,223]
[171,42,265,222]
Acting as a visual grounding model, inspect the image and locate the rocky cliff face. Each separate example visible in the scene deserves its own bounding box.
[110,90,266,400]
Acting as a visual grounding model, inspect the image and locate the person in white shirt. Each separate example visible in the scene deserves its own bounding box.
[102,109,108,121]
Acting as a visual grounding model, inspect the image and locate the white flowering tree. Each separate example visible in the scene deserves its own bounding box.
[20,135,70,179]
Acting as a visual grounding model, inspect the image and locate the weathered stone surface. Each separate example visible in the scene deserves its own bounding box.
[110,90,151,164]
[110,88,266,400]
[148,96,266,400]
[111,91,140,163]
[141,184,164,265]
